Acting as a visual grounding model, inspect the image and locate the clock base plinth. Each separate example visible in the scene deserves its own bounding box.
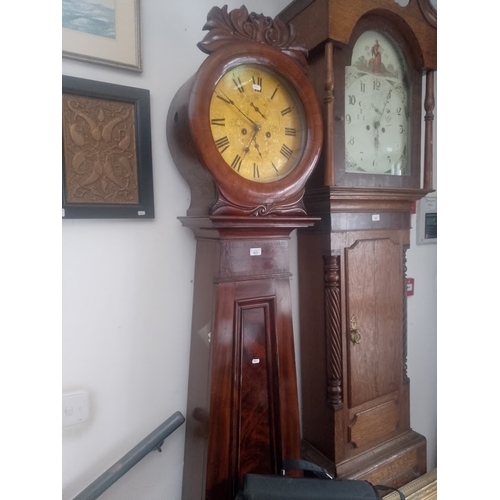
[302,430,427,490]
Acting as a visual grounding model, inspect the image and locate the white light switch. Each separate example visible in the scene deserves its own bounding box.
[62,392,89,427]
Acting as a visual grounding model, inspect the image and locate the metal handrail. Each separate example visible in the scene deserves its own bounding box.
[72,411,185,500]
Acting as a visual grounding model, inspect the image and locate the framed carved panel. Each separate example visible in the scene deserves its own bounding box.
[62,76,154,218]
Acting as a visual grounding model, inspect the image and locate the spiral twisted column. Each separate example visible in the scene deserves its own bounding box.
[324,255,342,408]
[403,245,409,383]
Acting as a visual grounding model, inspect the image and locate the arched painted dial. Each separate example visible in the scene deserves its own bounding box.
[344,30,410,176]
[209,64,306,183]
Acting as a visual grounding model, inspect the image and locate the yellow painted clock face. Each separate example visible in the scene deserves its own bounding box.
[209,64,306,183]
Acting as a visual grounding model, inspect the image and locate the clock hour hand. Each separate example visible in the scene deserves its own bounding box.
[371,89,392,118]
[219,91,259,127]
[371,103,382,116]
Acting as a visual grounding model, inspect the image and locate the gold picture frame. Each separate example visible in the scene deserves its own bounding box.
[62,0,142,71]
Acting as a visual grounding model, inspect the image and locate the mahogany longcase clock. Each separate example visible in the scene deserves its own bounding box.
[166,6,322,500]
[279,0,436,489]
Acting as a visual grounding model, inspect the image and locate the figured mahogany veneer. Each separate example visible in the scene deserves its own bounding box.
[180,216,317,500]
[167,7,322,499]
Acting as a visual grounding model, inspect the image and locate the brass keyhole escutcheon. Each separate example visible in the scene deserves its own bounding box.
[350,315,361,345]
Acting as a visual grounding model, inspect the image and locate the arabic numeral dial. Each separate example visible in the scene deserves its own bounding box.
[345,74,409,175]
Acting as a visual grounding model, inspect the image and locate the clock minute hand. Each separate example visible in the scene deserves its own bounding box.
[219,91,259,127]
[250,102,266,120]
[242,125,260,160]
[371,89,393,118]
[379,89,393,116]
[373,123,380,152]
[372,89,392,154]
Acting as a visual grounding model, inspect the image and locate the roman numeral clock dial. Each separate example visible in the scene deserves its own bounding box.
[167,5,323,216]
[209,64,306,182]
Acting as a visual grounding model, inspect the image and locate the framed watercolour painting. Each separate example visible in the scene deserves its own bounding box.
[62,75,154,218]
[62,0,142,71]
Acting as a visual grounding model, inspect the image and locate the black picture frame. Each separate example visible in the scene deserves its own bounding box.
[62,75,154,219]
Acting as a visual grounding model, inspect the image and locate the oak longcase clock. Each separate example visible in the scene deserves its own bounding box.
[279,0,436,489]
[166,5,322,500]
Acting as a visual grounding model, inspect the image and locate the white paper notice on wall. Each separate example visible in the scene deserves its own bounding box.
[250,248,262,256]
[416,195,437,245]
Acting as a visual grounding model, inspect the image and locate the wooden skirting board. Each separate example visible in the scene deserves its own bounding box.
[383,469,437,500]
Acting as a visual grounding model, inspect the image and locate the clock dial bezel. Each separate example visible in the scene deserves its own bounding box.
[188,42,322,205]
[208,63,307,184]
[334,15,422,190]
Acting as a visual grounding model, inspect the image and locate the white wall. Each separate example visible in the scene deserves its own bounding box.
[407,72,437,471]
[62,2,437,499]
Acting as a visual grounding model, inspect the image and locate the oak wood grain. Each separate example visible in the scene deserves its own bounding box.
[280,0,433,487]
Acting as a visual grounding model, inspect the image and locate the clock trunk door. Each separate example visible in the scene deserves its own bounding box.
[237,299,279,481]
[345,237,403,409]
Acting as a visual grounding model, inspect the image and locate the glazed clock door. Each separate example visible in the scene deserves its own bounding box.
[344,232,405,453]
[344,30,410,177]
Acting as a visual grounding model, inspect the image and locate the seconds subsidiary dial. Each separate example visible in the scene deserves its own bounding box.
[209,64,307,183]
[344,30,409,176]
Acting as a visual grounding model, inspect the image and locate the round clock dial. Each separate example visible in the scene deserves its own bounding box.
[344,30,409,176]
[209,64,307,183]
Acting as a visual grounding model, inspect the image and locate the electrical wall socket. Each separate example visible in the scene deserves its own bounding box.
[62,392,89,427]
